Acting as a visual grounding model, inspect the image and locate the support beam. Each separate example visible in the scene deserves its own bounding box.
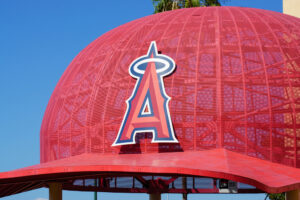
[49,183,62,200]
[149,193,161,200]
[94,179,98,200]
[286,190,300,200]
[182,177,187,200]
[94,192,97,200]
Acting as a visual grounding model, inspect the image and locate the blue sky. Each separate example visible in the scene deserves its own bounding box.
[0,0,282,199]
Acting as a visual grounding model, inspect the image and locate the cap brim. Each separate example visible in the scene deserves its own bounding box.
[1,148,300,197]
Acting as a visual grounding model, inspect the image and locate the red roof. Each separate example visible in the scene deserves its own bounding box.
[1,149,300,193]
[1,6,300,197]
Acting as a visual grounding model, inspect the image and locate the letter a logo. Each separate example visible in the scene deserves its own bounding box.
[112,41,178,146]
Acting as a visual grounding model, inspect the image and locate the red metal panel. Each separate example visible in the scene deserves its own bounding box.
[41,6,300,165]
[1,148,300,194]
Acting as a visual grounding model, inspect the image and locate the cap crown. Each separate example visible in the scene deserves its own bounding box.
[40,7,300,168]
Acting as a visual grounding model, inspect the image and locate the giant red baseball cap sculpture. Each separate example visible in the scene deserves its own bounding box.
[1,6,300,199]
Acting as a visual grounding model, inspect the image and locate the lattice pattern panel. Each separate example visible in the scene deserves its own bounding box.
[40,7,300,167]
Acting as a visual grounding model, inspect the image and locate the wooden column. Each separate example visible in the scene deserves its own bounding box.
[49,183,62,200]
[286,190,300,200]
[149,193,161,200]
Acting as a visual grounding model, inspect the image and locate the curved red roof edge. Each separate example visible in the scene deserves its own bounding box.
[1,149,300,194]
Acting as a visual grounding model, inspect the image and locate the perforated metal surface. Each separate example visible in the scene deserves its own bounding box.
[40,6,300,168]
